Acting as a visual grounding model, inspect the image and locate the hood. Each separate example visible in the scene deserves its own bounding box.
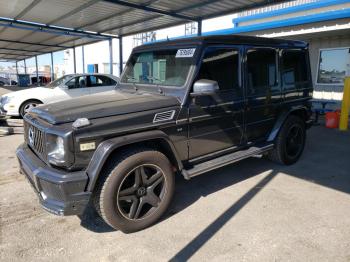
[30,90,180,124]
[1,87,47,98]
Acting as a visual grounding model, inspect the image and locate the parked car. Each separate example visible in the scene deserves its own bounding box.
[17,35,313,233]
[0,76,17,86]
[0,73,119,117]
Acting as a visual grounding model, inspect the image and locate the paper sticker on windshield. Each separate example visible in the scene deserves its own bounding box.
[176,48,196,58]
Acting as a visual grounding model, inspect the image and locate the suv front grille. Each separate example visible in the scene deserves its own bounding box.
[24,119,46,161]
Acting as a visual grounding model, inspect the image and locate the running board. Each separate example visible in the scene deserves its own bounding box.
[182,144,274,180]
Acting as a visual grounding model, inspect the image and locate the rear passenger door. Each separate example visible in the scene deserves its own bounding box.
[87,75,117,94]
[245,47,282,142]
[188,46,244,159]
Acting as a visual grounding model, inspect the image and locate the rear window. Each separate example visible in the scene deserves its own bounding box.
[281,50,308,87]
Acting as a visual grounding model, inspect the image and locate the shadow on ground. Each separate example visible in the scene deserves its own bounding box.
[78,126,350,257]
[169,126,350,261]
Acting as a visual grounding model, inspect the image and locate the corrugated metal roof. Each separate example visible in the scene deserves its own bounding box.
[0,0,286,61]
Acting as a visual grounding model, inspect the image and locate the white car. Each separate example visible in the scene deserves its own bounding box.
[0,73,119,117]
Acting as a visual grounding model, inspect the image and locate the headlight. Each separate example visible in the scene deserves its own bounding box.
[2,95,14,104]
[48,136,66,166]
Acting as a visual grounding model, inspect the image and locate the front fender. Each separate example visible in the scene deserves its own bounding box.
[85,130,182,192]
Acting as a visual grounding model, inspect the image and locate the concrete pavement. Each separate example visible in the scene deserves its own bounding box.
[0,126,349,261]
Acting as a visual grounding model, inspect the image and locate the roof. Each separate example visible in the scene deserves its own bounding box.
[53,73,120,79]
[0,0,287,61]
[134,34,308,51]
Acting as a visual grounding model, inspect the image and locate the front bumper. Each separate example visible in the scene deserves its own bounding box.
[0,102,6,117]
[16,143,91,216]
[0,105,19,117]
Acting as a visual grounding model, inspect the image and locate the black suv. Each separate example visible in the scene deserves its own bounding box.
[17,35,313,233]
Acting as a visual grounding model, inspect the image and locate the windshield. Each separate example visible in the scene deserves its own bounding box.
[45,75,73,88]
[121,48,195,87]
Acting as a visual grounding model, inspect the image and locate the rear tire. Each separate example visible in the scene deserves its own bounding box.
[268,115,306,165]
[93,147,175,233]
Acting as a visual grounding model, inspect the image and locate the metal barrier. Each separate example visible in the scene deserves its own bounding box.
[339,77,350,131]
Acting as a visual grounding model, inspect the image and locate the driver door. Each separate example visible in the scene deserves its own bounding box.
[188,47,244,159]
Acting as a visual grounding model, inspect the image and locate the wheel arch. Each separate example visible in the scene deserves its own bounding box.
[86,130,183,192]
[19,98,43,115]
[267,106,309,142]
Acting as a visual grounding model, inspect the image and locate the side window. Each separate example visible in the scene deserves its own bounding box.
[197,47,241,95]
[66,76,86,89]
[101,76,117,85]
[66,77,78,89]
[281,50,308,88]
[247,48,278,96]
[89,75,116,87]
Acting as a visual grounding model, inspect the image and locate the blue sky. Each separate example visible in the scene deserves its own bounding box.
[0,50,64,68]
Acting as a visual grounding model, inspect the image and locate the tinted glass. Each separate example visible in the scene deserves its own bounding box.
[66,76,86,89]
[89,75,116,87]
[197,48,241,94]
[282,50,308,87]
[46,75,72,88]
[247,49,277,95]
[317,48,349,84]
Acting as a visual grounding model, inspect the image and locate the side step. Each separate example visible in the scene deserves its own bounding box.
[182,144,274,180]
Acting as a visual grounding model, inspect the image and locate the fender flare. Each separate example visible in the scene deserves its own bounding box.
[85,130,183,192]
[267,106,308,142]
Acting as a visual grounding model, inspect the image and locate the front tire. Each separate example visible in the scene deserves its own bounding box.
[268,115,306,165]
[19,99,42,117]
[93,148,175,233]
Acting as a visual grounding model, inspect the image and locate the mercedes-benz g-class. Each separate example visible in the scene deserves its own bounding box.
[17,35,313,233]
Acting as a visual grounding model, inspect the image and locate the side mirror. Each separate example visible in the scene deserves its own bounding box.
[60,85,69,90]
[191,79,219,97]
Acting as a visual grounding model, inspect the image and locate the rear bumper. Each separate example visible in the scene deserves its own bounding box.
[16,143,91,216]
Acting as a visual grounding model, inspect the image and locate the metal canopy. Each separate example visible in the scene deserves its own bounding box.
[0,0,286,61]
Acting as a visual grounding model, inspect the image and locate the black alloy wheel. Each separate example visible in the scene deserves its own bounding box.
[117,164,166,220]
[93,148,175,233]
[268,115,306,165]
[285,124,304,159]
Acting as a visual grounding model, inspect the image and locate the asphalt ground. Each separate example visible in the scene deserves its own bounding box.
[0,125,350,261]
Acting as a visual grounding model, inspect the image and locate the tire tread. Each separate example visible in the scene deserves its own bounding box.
[268,115,305,165]
[92,147,172,231]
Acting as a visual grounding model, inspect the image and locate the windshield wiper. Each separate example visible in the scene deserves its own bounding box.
[146,76,165,95]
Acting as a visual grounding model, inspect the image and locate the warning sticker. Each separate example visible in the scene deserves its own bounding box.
[176,48,196,58]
